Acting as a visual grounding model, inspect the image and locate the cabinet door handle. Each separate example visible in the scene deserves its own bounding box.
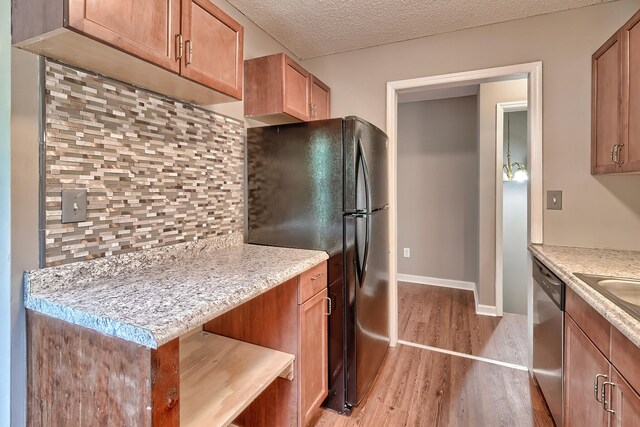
[185,40,193,65]
[615,143,624,165]
[325,296,332,316]
[594,374,607,403]
[310,273,324,281]
[602,381,616,414]
[176,34,183,60]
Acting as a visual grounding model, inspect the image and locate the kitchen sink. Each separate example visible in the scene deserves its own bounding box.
[574,273,640,321]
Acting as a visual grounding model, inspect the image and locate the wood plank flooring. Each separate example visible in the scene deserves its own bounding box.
[398,282,528,366]
[312,344,553,427]
[311,283,553,427]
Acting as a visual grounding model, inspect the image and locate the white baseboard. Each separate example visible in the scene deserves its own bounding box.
[397,274,475,291]
[473,283,498,317]
[476,304,498,316]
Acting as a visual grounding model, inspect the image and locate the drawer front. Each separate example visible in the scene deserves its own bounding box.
[610,326,640,395]
[565,287,611,358]
[299,262,327,304]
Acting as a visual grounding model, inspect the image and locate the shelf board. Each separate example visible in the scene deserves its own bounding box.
[180,331,295,427]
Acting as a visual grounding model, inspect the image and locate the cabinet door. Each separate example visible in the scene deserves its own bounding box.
[621,10,640,172]
[181,0,243,99]
[310,76,331,121]
[592,31,623,174]
[564,316,609,426]
[610,367,640,427]
[298,289,329,426]
[67,0,181,73]
[283,56,311,121]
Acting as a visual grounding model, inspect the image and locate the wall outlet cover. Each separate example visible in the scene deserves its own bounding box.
[403,248,410,258]
[61,189,87,223]
[547,190,562,210]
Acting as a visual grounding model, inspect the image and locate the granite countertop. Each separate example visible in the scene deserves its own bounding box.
[529,244,640,347]
[24,233,328,349]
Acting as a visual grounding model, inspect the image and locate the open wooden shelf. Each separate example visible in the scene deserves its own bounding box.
[180,331,295,427]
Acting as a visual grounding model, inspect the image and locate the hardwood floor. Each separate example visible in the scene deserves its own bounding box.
[312,344,553,427]
[311,283,553,427]
[398,282,528,366]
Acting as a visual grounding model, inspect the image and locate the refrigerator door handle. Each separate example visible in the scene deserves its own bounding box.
[357,138,372,213]
[354,139,371,288]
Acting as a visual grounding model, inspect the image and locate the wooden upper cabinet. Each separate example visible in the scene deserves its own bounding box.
[180,0,243,99]
[244,53,331,124]
[283,56,312,122]
[621,10,640,173]
[564,315,609,427]
[67,0,181,73]
[592,31,623,174]
[12,0,243,105]
[592,8,640,174]
[310,76,331,121]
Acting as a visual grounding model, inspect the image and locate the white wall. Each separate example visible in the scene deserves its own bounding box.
[503,111,528,315]
[1,1,12,425]
[397,96,478,283]
[478,80,528,306]
[304,0,640,253]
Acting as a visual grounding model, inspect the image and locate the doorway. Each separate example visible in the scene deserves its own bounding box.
[386,63,543,358]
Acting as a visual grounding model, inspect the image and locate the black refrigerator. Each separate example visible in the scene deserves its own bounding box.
[247,116,390,413]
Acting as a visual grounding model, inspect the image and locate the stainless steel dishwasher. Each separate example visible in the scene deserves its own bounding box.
[532,258,565,427]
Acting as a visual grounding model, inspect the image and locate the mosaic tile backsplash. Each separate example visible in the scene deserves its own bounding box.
[44,61,245,266]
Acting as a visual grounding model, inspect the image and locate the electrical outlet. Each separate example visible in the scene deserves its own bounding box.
[61,189,87,223]
[547,190,563,211]
[403,248,410,258]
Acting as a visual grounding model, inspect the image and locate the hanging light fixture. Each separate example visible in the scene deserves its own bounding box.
[503,113,528,182]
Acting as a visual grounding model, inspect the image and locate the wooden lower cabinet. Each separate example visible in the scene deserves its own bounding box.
[610,368,640,426]
[205,261,329,426]
[564,307,640,427]
[564,315,609,426]
[299,289,329,426]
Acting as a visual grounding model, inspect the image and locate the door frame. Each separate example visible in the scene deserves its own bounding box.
[496,100,529,317]
[386,62,543,347]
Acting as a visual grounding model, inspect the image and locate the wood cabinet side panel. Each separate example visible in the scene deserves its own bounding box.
[151,339,180,427]
[244,54,284,117]
[298,289,329,427]
[563,315,609,427]
[622,9,640,172]
[204,277,299,427]
[27,311,155,427]
[592,31,623,175]
[610,326,640,395]
[565,286,611,357]
[11,0,65,45]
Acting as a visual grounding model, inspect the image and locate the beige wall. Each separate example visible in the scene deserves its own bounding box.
[397,96,478,283]
[304,0,640,252]
[478,80,527,306]
[207,0,301,124]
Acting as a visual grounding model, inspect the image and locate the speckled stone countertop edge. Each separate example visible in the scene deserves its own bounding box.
[24,246,329,349]
[529,244,640,348]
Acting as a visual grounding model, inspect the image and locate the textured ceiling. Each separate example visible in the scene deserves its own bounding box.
[228,0,614,59]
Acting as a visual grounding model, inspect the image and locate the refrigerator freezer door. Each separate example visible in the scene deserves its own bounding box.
[344,117,389,213]
[247,119,344,254]
[344,208,389,406]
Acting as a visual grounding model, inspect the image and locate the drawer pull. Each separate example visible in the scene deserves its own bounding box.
[325,296,332,316]
[594,374,607,403]
[602,381,616,414]
[310,273,324,281]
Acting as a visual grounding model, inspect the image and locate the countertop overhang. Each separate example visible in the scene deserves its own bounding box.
[529,244,640,348]
[24,233,328,349]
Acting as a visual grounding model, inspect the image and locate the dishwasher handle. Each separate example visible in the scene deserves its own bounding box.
[533,258,565,310]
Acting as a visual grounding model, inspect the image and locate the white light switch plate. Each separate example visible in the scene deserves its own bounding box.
[403,248,410,258]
